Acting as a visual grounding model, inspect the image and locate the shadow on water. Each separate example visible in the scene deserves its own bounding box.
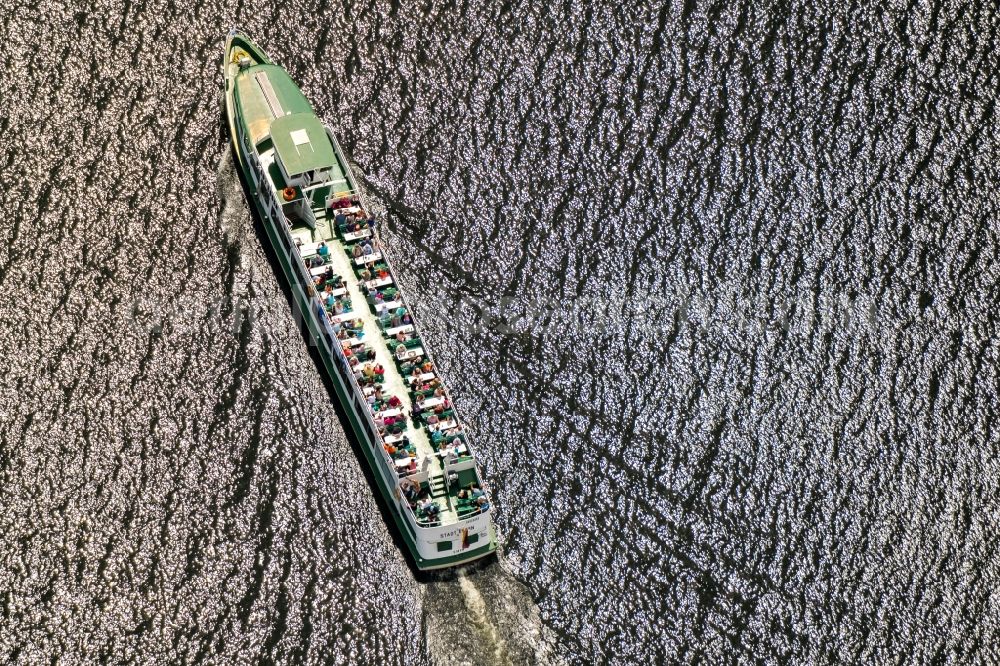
[217,144,561,665]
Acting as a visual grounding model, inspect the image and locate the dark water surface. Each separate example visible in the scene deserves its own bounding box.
[2,0,1000,663]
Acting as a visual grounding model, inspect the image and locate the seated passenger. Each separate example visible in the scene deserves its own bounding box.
[475,496,489,511]
[352,244,363,258]
[396,344,407,360]
[470,485,485,499]
[317,242,330,259]
[388,396,401,408]
[361,241,374,255]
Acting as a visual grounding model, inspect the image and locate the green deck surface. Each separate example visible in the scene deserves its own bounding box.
[235,64,313,124]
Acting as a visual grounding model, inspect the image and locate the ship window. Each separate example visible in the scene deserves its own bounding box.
[436,540,452,553]
[467,533,479,545]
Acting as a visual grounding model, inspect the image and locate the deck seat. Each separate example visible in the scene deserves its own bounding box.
[423,408,454,422]
[456,468,479,489]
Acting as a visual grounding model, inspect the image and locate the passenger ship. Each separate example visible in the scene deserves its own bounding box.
[222,31,497,570]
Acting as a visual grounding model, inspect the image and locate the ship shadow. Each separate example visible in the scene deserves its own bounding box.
[224,136,495,584]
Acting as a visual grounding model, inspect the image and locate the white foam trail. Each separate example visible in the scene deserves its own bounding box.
[457,570,511,665]
[215,148,248,243]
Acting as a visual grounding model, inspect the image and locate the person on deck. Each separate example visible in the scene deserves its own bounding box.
[352,244,363,259]
[317,242,330,261]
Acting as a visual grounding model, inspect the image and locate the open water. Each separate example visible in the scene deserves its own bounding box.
[2,0,1000,663]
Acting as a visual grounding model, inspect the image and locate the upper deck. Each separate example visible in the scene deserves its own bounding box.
[224,33,493,543]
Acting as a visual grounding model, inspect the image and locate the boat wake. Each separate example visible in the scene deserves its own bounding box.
[421,562,563,666]
[216,149,249,244]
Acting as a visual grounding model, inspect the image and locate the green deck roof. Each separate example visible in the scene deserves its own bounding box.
[270,113,336,177]
[234,64,318,148]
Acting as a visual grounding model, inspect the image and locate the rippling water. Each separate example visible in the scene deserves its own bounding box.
[2,0,999,662]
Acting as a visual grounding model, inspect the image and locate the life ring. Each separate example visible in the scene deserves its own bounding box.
[282,187,296,201]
